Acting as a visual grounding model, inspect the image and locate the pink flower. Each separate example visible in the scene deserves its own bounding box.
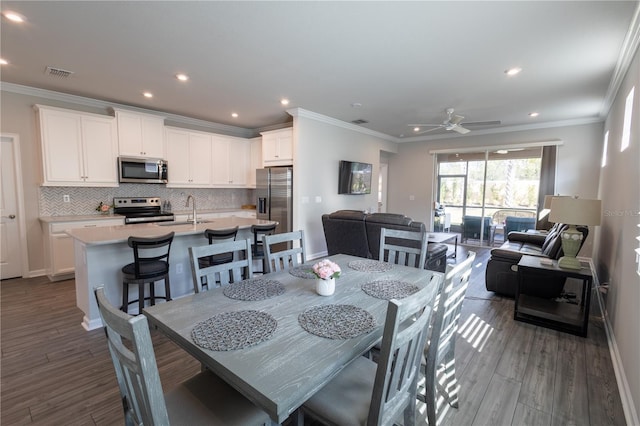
[312,259,341,280]
[100,204,110,212]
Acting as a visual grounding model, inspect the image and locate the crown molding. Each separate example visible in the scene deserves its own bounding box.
[601,2,640,117]
[399,116,604,143]
[286,107,397,143]
[0,82,254,138]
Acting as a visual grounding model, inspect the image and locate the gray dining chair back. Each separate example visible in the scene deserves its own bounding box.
[94,287,270,426]
[421,251,476,426]
[189,239,253,293]
[263,230,306,273]
[302,275,441,426]
[379,227,428,269]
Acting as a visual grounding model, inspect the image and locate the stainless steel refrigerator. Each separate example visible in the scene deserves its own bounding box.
[256,167,292,236]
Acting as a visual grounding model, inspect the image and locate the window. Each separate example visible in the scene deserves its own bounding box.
[621,86,634,152]
[601,131,609,168]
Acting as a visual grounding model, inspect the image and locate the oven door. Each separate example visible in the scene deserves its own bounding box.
[119,157,167,183]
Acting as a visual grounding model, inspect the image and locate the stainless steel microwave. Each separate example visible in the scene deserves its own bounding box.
[118,157,168,184]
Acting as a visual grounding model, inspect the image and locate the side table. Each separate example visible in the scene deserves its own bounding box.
[515,255,593,337]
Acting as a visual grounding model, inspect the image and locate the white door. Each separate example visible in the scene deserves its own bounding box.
[1,135,24,279]
[378,163,388,213]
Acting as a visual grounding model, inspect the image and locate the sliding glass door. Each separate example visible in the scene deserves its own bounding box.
[436,148,543,246]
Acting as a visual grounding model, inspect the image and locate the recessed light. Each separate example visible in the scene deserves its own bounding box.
[0,58,8,65]
[529,112,539,117]
[176,73,189,81]
[280,99,290,106]
[143,92,153,98]
[231,113,238,118]
[413,127,420,132]
[496,150,509,154]
[351,102,362,108]
[505,67,522,76]
[3,11,25,23]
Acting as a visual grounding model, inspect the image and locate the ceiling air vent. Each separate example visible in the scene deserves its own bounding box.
[44,66,74,79]
[351,119,369,125]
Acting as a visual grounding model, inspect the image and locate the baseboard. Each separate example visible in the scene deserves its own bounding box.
[592,264,640,426]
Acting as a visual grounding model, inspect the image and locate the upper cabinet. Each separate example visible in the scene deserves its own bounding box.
[165,127,212,187]
[113,109,165,159]
[211,136,250,187]
[247,137,262,188]
[261,128,293,167]
[36,105,118,187]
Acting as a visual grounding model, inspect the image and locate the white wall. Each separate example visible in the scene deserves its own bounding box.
[595,45,640,424]
[289,109,397,258]
[387,121,603,255]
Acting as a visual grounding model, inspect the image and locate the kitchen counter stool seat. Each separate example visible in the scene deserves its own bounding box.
[121,232,174,315]
[251,223,277,274]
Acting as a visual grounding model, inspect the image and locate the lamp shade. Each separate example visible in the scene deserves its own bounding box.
[549,197,602,226]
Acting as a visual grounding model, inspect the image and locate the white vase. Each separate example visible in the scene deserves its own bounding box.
[316,277,335,296]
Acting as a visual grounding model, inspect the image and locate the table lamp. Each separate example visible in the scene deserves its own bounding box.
[549,197,602,269]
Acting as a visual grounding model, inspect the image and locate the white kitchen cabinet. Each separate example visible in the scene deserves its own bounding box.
[165,127,212,187]
[210,136,250,187]
[248,137,262,188]
[36,105,119,187]
[42,217,124,281]
[113,109,165,158]
[261,128,293,167]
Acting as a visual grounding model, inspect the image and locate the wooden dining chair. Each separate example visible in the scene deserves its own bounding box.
[94,287,270,426]
[263,230,306,273]
[379,227,428,268]
[301,276,440,426]
[250,223,277,274]
[189,239,253,293]
[420,251,476,426]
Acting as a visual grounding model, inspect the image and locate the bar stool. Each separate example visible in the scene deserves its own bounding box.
[251,223,277,274]
[121,232,174,315]
[199,227,239,289]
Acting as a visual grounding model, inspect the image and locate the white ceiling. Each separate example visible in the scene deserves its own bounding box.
[1,1,638,139]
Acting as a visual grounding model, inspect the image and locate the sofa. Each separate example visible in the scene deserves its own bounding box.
[321,210,448,272]
[485,223,589,298]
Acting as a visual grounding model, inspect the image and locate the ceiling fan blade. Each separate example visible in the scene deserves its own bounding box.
[414,127,444,135]
[461,120,502,126]
[449,114,465,125]
[452,125,471,135]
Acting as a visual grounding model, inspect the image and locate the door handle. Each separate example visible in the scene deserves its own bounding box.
[2,214,16,219]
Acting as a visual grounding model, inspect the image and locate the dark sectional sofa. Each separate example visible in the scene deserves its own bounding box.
[321,210,448,272]
[485,223,588,298]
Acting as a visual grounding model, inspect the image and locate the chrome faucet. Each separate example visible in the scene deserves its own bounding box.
[185,194,197,225]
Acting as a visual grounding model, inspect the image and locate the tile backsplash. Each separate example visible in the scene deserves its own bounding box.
[39,184,255,216]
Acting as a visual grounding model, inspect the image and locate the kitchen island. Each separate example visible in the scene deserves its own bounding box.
[67,216,276,331]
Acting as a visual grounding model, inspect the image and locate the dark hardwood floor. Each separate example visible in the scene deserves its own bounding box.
[1,246,626,425]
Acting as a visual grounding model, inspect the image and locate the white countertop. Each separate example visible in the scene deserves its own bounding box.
[66,216,275,246]
[39,208,256,223]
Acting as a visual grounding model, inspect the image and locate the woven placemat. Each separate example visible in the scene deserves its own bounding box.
[348,259,394,273]
[361,280,419,300]
[191,310,277,351]
[298,304,376,339]
[222,278,285,301]
[289,266,317,279]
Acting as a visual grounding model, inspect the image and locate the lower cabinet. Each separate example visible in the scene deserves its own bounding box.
[42,218,124,281]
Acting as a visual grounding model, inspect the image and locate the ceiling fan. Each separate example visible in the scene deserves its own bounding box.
[408,108,501,135]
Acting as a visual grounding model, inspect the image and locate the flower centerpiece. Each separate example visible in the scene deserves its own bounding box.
[312,259,341,296]
[96,201,112,215]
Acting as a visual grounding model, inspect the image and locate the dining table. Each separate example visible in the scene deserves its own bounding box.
[143,253,443,424]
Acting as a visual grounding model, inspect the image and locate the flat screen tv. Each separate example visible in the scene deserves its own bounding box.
[338,160,372,194]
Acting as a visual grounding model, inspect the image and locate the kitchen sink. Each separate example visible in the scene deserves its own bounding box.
[156,220,212,226]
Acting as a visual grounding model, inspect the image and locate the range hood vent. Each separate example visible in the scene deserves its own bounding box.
[44,66,74,79]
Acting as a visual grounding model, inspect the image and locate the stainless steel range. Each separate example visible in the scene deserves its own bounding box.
[113,197,175,224]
